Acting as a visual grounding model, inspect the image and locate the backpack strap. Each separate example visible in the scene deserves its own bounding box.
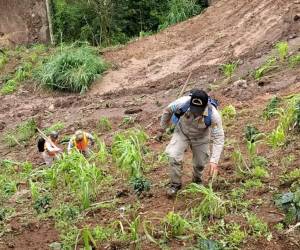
[204,106,212,127]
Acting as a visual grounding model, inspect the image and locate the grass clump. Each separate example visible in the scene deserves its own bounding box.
[221,62,238,78]
[254,57,277,80]
[276,41,289,62]
[43,122,65,135]
[0,52,8,70]
[3,119,37,147]
[289,54,300,68]
[163,211,190,238]
[35,45,108,93]
[246,213,269,237]
[97,117,112,132]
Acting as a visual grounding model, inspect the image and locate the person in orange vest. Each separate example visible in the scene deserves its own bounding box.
[67,130,95,157]
[41,131,62,166]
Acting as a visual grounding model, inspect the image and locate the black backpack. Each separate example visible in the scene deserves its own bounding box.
[37,137,46,152]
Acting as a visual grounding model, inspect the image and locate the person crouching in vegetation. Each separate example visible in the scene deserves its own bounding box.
[41,131,62,166]
[68,130,95,157]
[159,89,225,197]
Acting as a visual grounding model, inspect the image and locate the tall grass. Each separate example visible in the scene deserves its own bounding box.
[35,45,108,93]
[160,0,202,29]
[276,41,289,62]
[3,119,37,147]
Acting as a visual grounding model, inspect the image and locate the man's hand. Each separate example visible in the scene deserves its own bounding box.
[209,162,219,177]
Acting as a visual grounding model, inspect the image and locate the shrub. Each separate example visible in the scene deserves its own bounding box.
[35,45,108,93]
[160,0,202,29]
[246,213,269,237]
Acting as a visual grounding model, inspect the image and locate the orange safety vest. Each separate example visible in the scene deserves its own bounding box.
[74,133,88,151]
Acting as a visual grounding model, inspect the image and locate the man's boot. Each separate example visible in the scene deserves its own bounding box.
[166,183,181,198]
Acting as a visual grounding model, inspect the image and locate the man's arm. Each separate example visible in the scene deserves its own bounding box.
[160,96,191,130]
[86,133,95,145]
[45,141,61,153]
[210,107,225,164]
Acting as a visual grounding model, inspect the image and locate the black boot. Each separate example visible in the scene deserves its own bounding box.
[166,183,181,198]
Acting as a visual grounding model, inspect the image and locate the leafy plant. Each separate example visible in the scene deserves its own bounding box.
[0,79,17,95]
[263,96,281,119]
[34,194,52,214]
[243,179,263,190]
[35,45,108,93]
[194,238,223,250]
[254,57,277,80]
[251,166,269,179]
[112,129,148,178]
[267,125,285,148]
[221,62,238,78]
[289,54,300,68]
[97,117,112,132]
[275,189,300,224]
[245,125,261,143]
[3,118,37,147]
[182,183,226,219]
[82,227,97,250]
[245,213,269,237]
[221,105,236,122]
[163,211,190,237]
[276,41,289,62]
[130,176,151,195]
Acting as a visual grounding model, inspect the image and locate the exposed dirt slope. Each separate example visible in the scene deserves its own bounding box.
[92,0,299,94]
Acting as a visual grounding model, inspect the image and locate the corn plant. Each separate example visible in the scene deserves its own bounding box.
[221,62,238,78]
[276,41,289,62]
[221,105,236,124]
[82,227,97,250]
[129,216,141,243]
[112,129,148,178]
[182,183,226,219]
[29,179,40,202]
[163,211,190,238]
[232,150,250,175]
[41,151,104,209]
[254,57,277,80]
[267,126,285,148]
[89,136,109,164]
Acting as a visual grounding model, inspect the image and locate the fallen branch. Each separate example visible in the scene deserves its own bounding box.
[285,222,300,234]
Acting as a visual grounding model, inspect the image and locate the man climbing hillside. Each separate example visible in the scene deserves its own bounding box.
[68,130,95,157]
[41,131,62,166]
[159,89,224,197]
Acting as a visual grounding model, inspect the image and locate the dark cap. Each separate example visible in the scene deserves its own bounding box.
[189,89,208,115]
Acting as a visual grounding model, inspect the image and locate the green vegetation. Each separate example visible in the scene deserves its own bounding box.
[43,122,65,135]
[112,129,148,178]
[163,211,190,237]
[254,57,277,80]
[221,105,236,126]
[275,189,300,224]
[35,45,108,93]
[182,183,227,219]
[97,117,112,132]
[3,119,37,147]
[159,0,203,29]
[263,96,280,119]
[276,41,289,62]
[289,54,300,67]
[245,213,269,237]
[0,52,8,70]
[52,0,206,45]
[221,62,238,78]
